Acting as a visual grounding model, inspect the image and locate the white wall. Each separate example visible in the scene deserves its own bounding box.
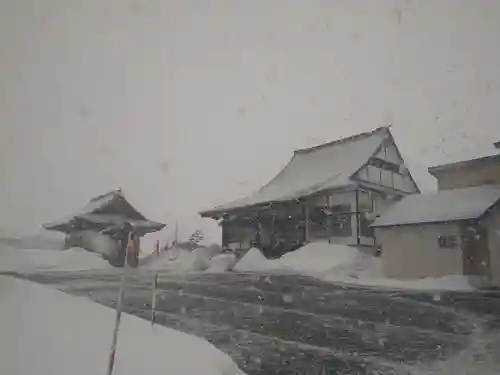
[376,223,463,279]
[354,139,418,194]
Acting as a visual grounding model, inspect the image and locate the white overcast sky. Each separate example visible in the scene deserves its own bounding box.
[1,0,499,244]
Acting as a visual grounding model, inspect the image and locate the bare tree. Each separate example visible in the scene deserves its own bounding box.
[188,229,204,246]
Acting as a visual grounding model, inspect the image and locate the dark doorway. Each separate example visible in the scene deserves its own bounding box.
[461,226,491,278]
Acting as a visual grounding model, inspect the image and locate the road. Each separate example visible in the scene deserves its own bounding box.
[4,269,500,375]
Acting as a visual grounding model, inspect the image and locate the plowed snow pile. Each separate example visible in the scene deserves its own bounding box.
[234,242,357,274]
[0,246,108,272]
[206,253,237,273]
[143,245,235,272]
[234,242,475,291]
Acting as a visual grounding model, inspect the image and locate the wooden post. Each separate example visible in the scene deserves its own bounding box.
[255,212,261,249]
[106,232,133,375]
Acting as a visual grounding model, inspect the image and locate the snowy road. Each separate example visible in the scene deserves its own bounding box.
[5,269,500,375]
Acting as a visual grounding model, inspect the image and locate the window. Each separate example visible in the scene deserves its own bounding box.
[331,214,352,237]
[369,157,401,174]
[438,235,457,249]
[360,213,374,238]
[309,207,329,239]
[329,204,351,214]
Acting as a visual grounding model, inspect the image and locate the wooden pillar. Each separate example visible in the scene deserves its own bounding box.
[255,212,261,249]
[221,217,228,248]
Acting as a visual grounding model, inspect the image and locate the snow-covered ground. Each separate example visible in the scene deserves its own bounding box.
[0,242,237,275]
[0,245,109,272]
[0,275,245,375]
[234,242,477,291]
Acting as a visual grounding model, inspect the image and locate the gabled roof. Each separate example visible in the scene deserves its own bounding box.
[76,189,146,220]
[371,184,500,227]
[201,127,397,217]
[43,189,165,235]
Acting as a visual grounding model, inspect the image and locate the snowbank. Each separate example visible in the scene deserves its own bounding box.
[234,242,476,291]
[234,242,357,274]
[0,246,108,273]
[142,245,223,272]
[233,247,270,271]
[321,250,475,291]
[206,253,238,273]
[142,248,198,272]
[0,275,245,375]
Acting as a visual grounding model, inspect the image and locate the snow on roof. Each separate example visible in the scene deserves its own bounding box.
[371,184,500,227]
[76,189,146,220]
[77,214,166,235]
[201,127,390,216]
[43,190,164,234]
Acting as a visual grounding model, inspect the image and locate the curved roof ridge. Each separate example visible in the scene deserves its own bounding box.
[294,126,390,155]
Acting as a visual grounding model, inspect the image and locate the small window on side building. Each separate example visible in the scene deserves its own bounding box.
[438,235,457,249]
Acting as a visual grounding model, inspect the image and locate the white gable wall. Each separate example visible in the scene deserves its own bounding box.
[354,140,418,194]
[382,142,401,164]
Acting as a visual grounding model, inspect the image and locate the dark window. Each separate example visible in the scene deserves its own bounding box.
[330,204,351,214]
[309,207,329,239]
[331,214,352,237]
[369,157,400,174]
[438,235,457,249]
[360,214,374,238]
[223,218,256,245]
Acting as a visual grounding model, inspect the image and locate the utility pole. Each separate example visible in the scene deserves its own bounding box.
[174,221,179,246]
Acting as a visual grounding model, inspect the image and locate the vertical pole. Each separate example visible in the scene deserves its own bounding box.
[106,232,133,375]
[151,239,160,326]
[221,217,227,248]
[355,189,360,245]
[175,221,179,246]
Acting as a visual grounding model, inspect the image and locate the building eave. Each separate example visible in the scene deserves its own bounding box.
[371,218,467,229]
[428,154,500,176]
[199,183,359,219]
